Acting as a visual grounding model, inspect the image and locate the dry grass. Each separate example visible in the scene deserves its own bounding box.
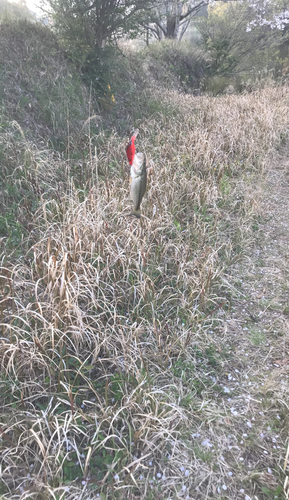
[1,85,289,499]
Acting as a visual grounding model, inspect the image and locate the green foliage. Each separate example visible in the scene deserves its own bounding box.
[0,208,25,246]
[141,39,207,91]
[81,46,121,98]
[196,2,253,75]
[196,1,278,93]
[0,20,90,145]
[48,0,152,53]
[261,485,283,499]
[248,326,266,345]
[220,173,231,196]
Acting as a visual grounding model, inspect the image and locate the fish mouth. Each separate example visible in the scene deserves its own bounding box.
[135,152,144,162]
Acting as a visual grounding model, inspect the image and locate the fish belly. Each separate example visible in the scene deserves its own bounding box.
[131,176,142,210]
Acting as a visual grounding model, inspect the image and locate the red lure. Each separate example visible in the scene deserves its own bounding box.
[126,130,138,165]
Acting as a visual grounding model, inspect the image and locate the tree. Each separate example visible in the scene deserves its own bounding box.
[197,1,273,75]
[246,0,289,73]
[247,0,289,31]
[146,0,289,43]
[146,0,208,41]
[46,0,154,54]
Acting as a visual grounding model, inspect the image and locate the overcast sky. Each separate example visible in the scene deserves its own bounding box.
[20,0,44,16]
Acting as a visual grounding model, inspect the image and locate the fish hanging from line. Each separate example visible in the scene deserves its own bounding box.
[126,129,147,219]
[130,152,147,219]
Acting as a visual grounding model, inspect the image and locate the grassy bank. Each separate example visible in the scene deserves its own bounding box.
[1,83,289,498]
[0,20,289,500]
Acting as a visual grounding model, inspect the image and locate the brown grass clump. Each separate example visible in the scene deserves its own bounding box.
[1,85,289,499]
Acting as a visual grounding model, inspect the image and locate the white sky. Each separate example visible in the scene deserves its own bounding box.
[9,0,45,17]
[26,0,45,16]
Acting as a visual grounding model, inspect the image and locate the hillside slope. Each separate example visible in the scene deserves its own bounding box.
[0,21,92,250]
[0,20,90,145]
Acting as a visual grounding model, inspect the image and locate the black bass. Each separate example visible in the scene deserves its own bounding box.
[130,152,147,218]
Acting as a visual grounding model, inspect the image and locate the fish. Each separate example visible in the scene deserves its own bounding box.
[130,152,147,218]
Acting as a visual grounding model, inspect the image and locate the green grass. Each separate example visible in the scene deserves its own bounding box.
[248,326,266,346]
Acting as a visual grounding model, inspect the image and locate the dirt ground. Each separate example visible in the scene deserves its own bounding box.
[207,148,289,499]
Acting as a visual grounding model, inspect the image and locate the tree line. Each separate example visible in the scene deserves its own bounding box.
[44,0,289,50]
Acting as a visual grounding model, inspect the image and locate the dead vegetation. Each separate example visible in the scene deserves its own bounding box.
[1,25,289,499]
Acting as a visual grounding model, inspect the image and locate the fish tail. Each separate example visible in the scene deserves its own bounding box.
[129,210,141,219]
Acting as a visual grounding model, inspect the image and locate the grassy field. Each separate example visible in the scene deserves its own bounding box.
[0,21,289,500]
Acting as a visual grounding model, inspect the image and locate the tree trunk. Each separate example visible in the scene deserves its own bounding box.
[94,25,107,48]
[166,14,179,38]
[165,2,183,39]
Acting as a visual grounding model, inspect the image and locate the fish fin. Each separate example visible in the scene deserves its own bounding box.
[129,210,141,219]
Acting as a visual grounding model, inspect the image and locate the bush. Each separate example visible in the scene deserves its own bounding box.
[140,39,208,92]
